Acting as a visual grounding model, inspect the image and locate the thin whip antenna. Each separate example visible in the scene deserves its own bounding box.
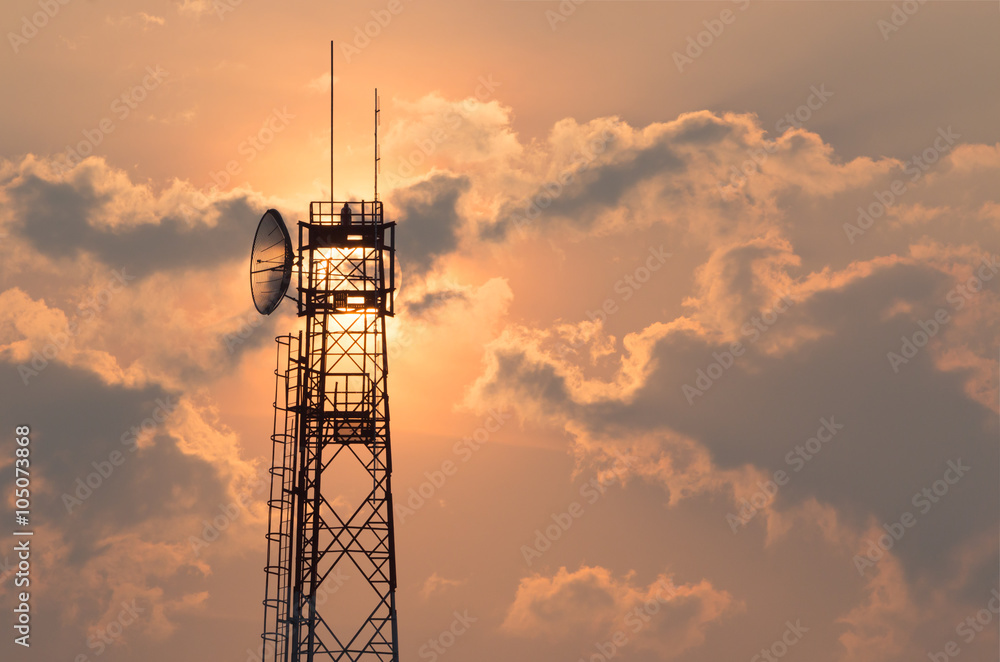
[330,40,334,207]
[374,88,380,202]
[330,39,333,206]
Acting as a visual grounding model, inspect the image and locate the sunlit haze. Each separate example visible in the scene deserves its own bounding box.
[1,1,998,661]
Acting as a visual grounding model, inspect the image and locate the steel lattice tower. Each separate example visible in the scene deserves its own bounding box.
[261,200,398,661]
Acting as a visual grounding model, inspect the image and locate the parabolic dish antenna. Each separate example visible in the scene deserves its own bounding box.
[250,209,294,315]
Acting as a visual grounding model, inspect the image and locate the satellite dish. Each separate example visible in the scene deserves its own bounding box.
[250,209,294,315]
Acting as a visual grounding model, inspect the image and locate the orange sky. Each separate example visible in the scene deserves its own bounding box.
[1,1,999,661]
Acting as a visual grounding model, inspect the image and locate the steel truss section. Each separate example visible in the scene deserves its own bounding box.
[263,200,398,662]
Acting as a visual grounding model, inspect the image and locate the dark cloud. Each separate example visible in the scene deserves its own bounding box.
[670,115,733,145]
[476,260,999,586]
[483,138,685,241]
[403,288,469,318]
[389,173,470,276]
[0,358,240,647]
[8,171,265,276]
[0,361,229,555]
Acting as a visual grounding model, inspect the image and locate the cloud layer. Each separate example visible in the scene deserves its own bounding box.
[1,95,997,662]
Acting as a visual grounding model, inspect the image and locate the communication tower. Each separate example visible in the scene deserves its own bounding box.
[250,57,398,661]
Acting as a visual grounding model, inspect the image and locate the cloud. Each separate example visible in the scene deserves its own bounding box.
[478,112,741,241]
[176,0,214,18]
[0,359,262,640]
[404,107,1000,660]
[4,156,269,276]
[502,566,738,659]
[149,108,198,125]
[421,572,465,598]
[389,172,470,277]
[382,93,521,186]
[306,72,337,93]
[106,13,167,30]
[0,153,281,644]
[0,155,290,389]
[470,254,999,576]
[402,285,470,319]
[3,98,998,662]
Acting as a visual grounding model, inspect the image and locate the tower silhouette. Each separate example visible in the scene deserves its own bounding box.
[252,76,399,660]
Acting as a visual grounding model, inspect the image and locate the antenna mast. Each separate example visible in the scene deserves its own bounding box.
[330,39,333,204]
[374,88,380,202]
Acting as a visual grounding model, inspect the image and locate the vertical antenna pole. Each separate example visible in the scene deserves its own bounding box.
[330,40,334,208]
[330,39,333,208]
[374,88,380,202]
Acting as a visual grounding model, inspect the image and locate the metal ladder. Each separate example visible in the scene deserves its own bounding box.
[262,334,301,662]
